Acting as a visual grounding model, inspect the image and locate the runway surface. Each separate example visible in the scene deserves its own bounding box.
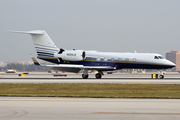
[0,72,180,84]
[1,73,180,120]
[0,97,180,120]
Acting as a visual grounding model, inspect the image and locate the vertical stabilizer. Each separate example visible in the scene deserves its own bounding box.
[10,30,59,63]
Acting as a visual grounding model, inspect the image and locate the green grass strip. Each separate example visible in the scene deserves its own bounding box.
[0,83,180,98]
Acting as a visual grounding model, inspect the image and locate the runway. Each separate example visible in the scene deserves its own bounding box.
[0,72,180,84]
[0,73,180,120]
[0,97,180,120]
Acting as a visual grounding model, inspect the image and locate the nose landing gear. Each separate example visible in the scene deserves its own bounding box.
[159,74,164,79]
[158,70,165,79]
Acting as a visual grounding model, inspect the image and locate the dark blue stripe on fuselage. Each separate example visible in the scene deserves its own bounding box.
[73,61,174,69]
[39,57,174,69]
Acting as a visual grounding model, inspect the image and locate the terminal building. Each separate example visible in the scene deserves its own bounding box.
[166,51,180,71]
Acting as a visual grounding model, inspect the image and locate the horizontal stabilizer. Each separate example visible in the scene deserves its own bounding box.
[9,30,44,35]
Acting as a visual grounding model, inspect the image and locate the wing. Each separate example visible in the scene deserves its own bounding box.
[30,55,116,73]
[46,64,116,73]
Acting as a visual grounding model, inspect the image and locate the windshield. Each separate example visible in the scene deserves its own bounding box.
[154,56,165,59]
[158,56,165,59]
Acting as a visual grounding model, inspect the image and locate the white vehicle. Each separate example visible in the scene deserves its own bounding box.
[11,30,175,79]
[6,69,17,73]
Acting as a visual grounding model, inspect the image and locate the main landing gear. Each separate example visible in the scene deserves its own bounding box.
[82,71,103,79]
[82,74,89,79]
[95,73,102,79]
[95,71,103,79]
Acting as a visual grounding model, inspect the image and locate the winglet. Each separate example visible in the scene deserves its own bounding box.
[30,54,41,66]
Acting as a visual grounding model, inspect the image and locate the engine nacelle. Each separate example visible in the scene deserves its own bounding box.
[54,50,86,61]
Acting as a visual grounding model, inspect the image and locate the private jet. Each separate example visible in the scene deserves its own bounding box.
[10,30,175,79]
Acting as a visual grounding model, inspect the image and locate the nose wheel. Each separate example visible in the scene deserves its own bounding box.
[158,70,165,79]
[159,75,164,79]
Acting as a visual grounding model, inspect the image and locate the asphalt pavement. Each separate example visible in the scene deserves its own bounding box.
[0,72,180,84]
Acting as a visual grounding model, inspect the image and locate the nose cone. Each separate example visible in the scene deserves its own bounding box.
[167,60,176,68]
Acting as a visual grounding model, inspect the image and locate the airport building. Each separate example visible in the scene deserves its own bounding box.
[166,51,180,71]
[0,61,7,67]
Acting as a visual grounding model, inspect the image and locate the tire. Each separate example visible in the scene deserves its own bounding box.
[159,75,164,79]
[82,74,88,79]
[95,73,102,79]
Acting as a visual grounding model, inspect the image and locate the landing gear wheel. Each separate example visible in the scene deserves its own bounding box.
[95,73,102,79]
[82,74,89,79]
[159,75,164,79]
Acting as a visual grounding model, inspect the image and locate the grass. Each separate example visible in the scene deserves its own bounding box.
[0,83,180,98]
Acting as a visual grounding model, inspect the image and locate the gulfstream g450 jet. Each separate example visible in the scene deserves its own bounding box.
[11,30,175,79]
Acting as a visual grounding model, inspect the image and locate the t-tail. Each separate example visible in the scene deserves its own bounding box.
[10,30,59,63]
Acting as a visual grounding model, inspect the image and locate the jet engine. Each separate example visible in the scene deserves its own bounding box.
[54,49,86,61]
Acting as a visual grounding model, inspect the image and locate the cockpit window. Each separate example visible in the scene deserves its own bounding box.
[158,56,165,59]
[154,56,159,59]
[154,56,165,59]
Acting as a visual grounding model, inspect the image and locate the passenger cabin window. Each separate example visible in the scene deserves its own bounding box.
[96,58,101,61]
[154,56,159,59]
[125,58,129,61]
[100,58,104,61]
[111,58,114,61]
[132,58,137,62]
[118,58,122,61]
[104,58,108,61]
